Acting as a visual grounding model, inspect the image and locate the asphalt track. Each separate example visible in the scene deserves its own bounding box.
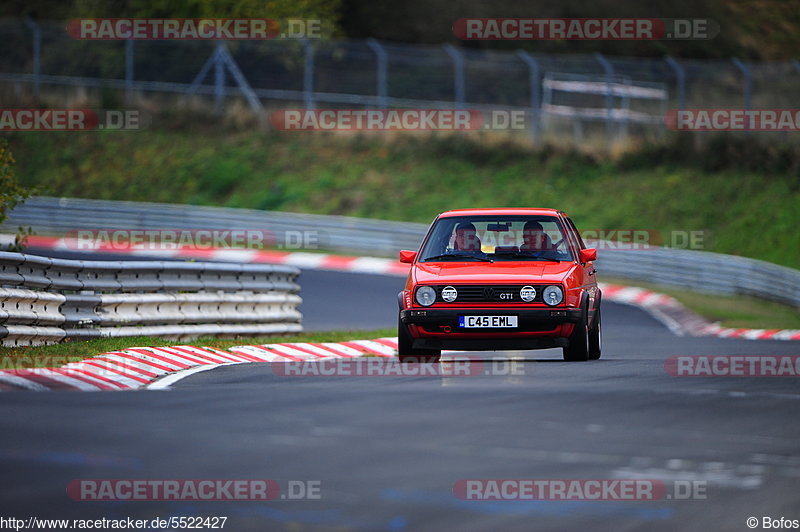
[1,257,800,531]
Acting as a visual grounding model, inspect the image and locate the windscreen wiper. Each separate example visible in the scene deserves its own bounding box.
[424,253,493,262]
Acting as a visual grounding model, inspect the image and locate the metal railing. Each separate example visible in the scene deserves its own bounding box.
[3,196,426,257]
[0,250,302,346]
[2,19,800,145]
[594,247,800,309]
[4,197,800,310]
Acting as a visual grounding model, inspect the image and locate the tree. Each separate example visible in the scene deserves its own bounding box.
[0,139,33,251]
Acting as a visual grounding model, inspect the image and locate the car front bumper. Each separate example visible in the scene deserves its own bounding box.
[400,307,582,351]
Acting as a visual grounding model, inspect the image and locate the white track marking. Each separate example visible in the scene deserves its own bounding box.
[290,343,347,358]
[268,344,324,359]
[282,253,329,268]
[228,345,293,362]
[26,369,102,391]
[0,373,50,391]
[349,339,397,356]
[147,363,241,390]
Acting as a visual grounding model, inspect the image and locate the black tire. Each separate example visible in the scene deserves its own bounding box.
[589,307,602,360]
[398,316,441,363]
[563,309,590,362]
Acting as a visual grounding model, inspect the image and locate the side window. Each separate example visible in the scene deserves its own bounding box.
[559,217,581,257]
[565,217,586,249]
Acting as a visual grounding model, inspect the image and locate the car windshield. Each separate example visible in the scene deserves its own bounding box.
[419,215,574,262]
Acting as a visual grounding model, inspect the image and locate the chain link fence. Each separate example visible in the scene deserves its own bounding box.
[1,19,799,144]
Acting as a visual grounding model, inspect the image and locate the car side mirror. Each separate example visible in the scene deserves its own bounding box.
[399,250,417,263]
[579,248,597,263]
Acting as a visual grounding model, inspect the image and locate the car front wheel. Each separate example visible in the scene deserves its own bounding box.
[563,311,590,362]
[589,307,602,360]
[398,316,441,363]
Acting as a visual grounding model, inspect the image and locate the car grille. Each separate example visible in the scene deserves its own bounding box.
[432,285,547,304]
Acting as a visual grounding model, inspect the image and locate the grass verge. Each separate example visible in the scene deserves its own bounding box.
[0,329,395,369]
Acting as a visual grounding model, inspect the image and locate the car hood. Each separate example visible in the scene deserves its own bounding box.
[413,261,576,284]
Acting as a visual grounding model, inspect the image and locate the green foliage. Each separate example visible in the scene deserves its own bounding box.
[0,329,395,362]
[340,0,800,60]
[6,130,800,268]
[0,139,33,235]
[0,139,35,251]
[4,0,342,35]
[2,0,799,60]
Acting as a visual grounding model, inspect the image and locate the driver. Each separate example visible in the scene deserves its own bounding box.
[520,221,555,252]
[453,222,482,252]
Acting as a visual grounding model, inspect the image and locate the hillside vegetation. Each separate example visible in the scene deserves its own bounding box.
[6,131,800,268]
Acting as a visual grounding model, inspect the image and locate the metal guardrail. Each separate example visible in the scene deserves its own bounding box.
[594,247,800,309]
[0,251,302,346]
[4,196,800,310]
[3,196,426,257]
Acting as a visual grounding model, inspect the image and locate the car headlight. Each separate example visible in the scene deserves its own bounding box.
[542,285,564,306]
[415,286,437,306]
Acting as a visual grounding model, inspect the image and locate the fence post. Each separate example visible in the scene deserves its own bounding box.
[620,78,632,139]
[125,39,134,103]
[213,42,226,115]
[731,58,752,109]
[516,50,541,143]
[664,56,686,110]
[366,39,388,108]
[303,40,315,110]
[732,58,752,131]
[186,47,219,97]
[24,17,41,98]
[443,44,466,107]
[216,46,265,124]
[594,53,615,145]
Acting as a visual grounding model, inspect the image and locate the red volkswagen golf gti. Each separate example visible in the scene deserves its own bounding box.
[398,208,601,362]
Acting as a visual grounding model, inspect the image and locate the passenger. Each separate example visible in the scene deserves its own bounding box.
[454,222,482,252]
[520,221,555,251]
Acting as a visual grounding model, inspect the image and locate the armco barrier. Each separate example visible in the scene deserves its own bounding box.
[0,251,302,346]
[3,196,426,257]
[594,246,800,309]
[4,196,800,309]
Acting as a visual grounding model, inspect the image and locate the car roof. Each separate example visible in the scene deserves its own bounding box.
[437,208,564,218]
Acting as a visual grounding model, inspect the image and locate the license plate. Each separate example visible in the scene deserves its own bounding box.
[458,315,518,328]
